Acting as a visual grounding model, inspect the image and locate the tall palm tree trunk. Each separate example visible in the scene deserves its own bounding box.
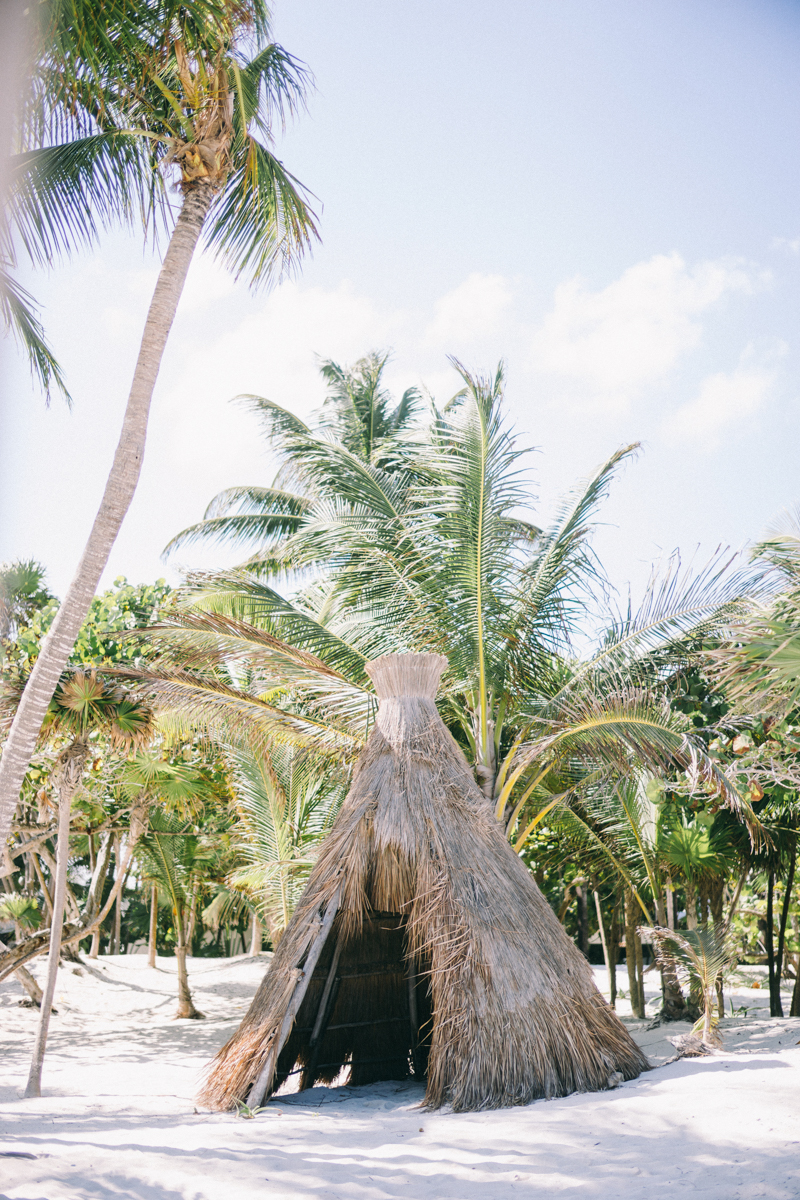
[24,738,87,1097]
[0,182,214,849]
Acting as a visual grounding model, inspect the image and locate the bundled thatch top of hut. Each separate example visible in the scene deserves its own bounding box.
[200,652,648,1112]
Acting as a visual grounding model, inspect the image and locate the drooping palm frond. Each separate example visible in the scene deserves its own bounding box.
[0,264,69,401]
[580,549,768,689]
[129,666,364,761]
[205,138,319,285]
[8,134,150,268]
[496,672,756,841]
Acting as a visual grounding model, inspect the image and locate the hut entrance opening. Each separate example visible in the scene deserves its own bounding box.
[274,913,432,1093]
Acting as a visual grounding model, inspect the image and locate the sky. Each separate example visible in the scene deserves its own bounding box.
[2,0,800,612]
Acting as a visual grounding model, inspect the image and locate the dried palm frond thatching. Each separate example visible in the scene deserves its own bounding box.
[199,653,648,1113]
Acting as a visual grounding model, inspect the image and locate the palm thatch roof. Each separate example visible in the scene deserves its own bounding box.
[200,652,648,1112]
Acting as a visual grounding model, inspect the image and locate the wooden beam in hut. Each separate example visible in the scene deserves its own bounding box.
[301,935,343,1089]
[407,959,422,1077]
[246,891,340,1109]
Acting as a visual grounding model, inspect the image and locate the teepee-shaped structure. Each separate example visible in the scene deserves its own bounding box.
[200,653,648,1112]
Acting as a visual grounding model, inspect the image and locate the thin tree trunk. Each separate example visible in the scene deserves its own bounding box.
[723,867,748,933]
[185,887,198,954]
[665,881,675,930]
[593,887,612,999]
[709,875,726,1017]
[791,961,800,1018]
[776,843,796,1004]
[624,887,644,1018]
[174,909,203,1020]
[766,871,783,1017]
[147,883,158,968]
[24,738,87,1097]
[0,182,214,851]
[685,879,698,930]
[634,923,645,1016]
[110,834,121,955]
[29,851,53,927]
[249,911,262,956]
[575,883,590,958]
[608,890,621,1008]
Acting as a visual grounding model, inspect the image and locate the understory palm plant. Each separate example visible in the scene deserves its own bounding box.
[138,809,213,1018]
[647,925,736,1048]
[222,745,344,942]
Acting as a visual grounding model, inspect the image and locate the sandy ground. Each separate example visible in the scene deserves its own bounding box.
[1,953,799,1199]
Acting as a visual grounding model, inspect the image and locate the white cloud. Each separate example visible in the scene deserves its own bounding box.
[529,253,764,412]
[770,236,800,255]
[665,342,785,445]
[423,273,513,349]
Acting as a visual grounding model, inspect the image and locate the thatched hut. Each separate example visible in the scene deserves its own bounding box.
[200,652,648,1112]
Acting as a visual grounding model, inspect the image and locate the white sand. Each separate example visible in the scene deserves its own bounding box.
[1,953,799,1199]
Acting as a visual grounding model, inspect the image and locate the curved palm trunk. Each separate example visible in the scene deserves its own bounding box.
[174,913,203,1020]
[24,738,87,1097]
[0,182,214,849]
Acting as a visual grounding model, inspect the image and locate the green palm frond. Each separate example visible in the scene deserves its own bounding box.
[510,444,639,651]
[224,744,343,934]
[664,824,730,880]
[0,894,42,932]
[172,574,375,683]
[9,134,151,267]
[646,924,736,1044]
[164,488,310,557]
[0,264,69,401]
[317,352,422,463]
[581,549,766,690]
[204,138,319,285]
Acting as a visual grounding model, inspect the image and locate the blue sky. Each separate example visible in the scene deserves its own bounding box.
[2,0,800,609]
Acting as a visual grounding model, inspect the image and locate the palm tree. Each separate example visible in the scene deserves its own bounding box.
[134,365,759,915]
[0,668,153,1096]
[648,925,736,1048]
[165,351,420,564]
[137,809,215,1018]
[0,0,319,854]
[0,561,54,644]
[3,0,266,395]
